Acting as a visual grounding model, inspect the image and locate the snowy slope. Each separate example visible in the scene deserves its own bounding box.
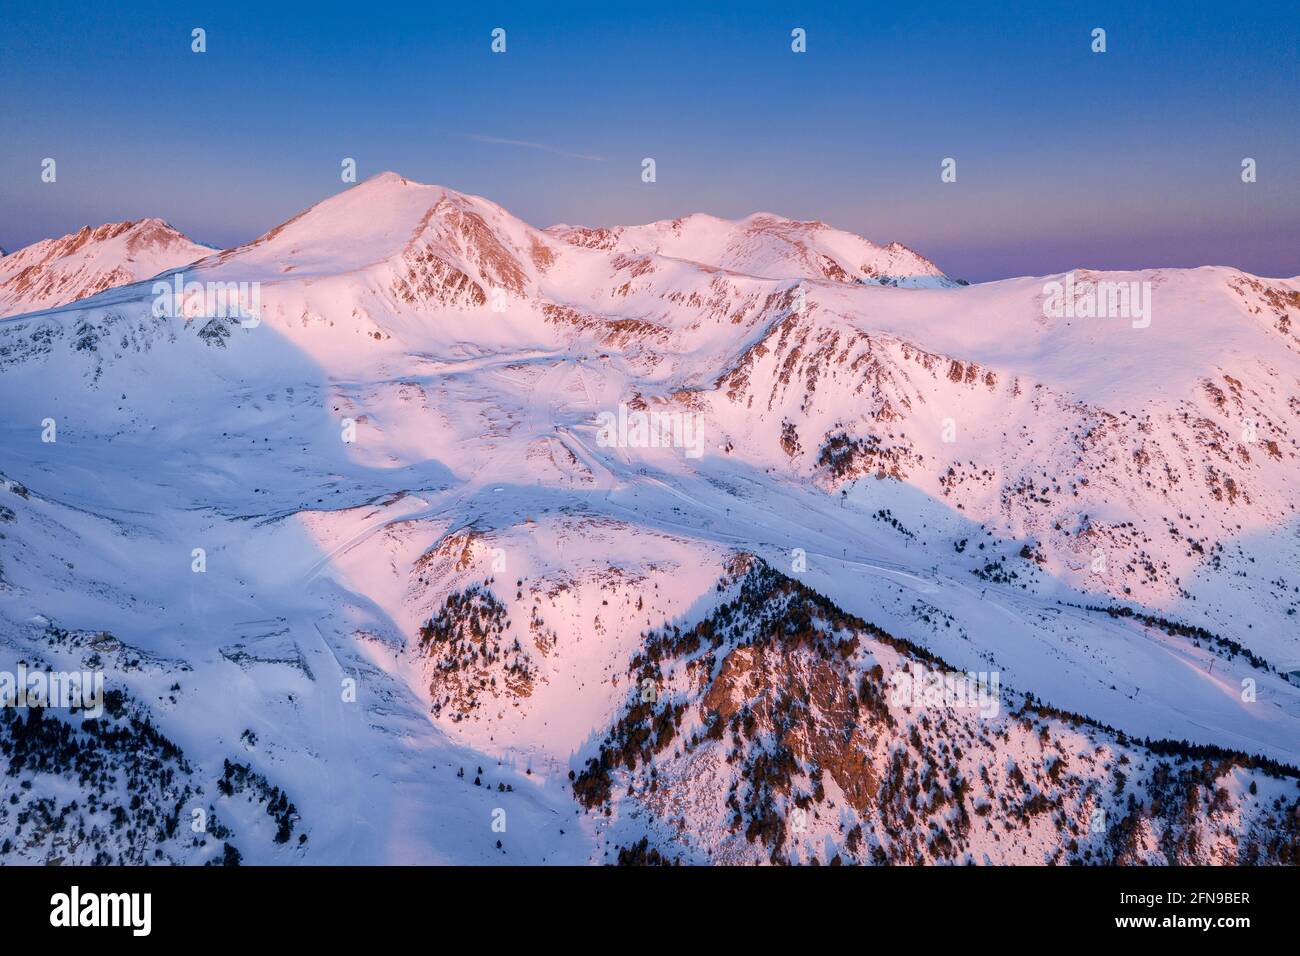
[0,219,210,318]
[1,172,1297,865]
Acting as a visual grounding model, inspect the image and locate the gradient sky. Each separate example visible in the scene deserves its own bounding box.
[2,0,1297,281]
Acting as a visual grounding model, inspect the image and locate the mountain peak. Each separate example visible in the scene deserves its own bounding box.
[0,218,209,318]
[549,207,953,286]
[356,170,416,189]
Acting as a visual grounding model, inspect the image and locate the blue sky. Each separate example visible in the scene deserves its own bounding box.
[2,0,1297,280]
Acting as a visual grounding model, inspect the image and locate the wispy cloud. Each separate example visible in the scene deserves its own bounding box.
[463,132,606,163]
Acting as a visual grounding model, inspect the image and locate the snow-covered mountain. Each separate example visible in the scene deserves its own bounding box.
[0,218,210,318]
[1,173,1298,865]
[547,211,958,287]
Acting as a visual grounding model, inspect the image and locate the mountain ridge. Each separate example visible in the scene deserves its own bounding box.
[2,173,1298,864]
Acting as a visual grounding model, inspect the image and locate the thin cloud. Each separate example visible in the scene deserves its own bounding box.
[463,132,606,162]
